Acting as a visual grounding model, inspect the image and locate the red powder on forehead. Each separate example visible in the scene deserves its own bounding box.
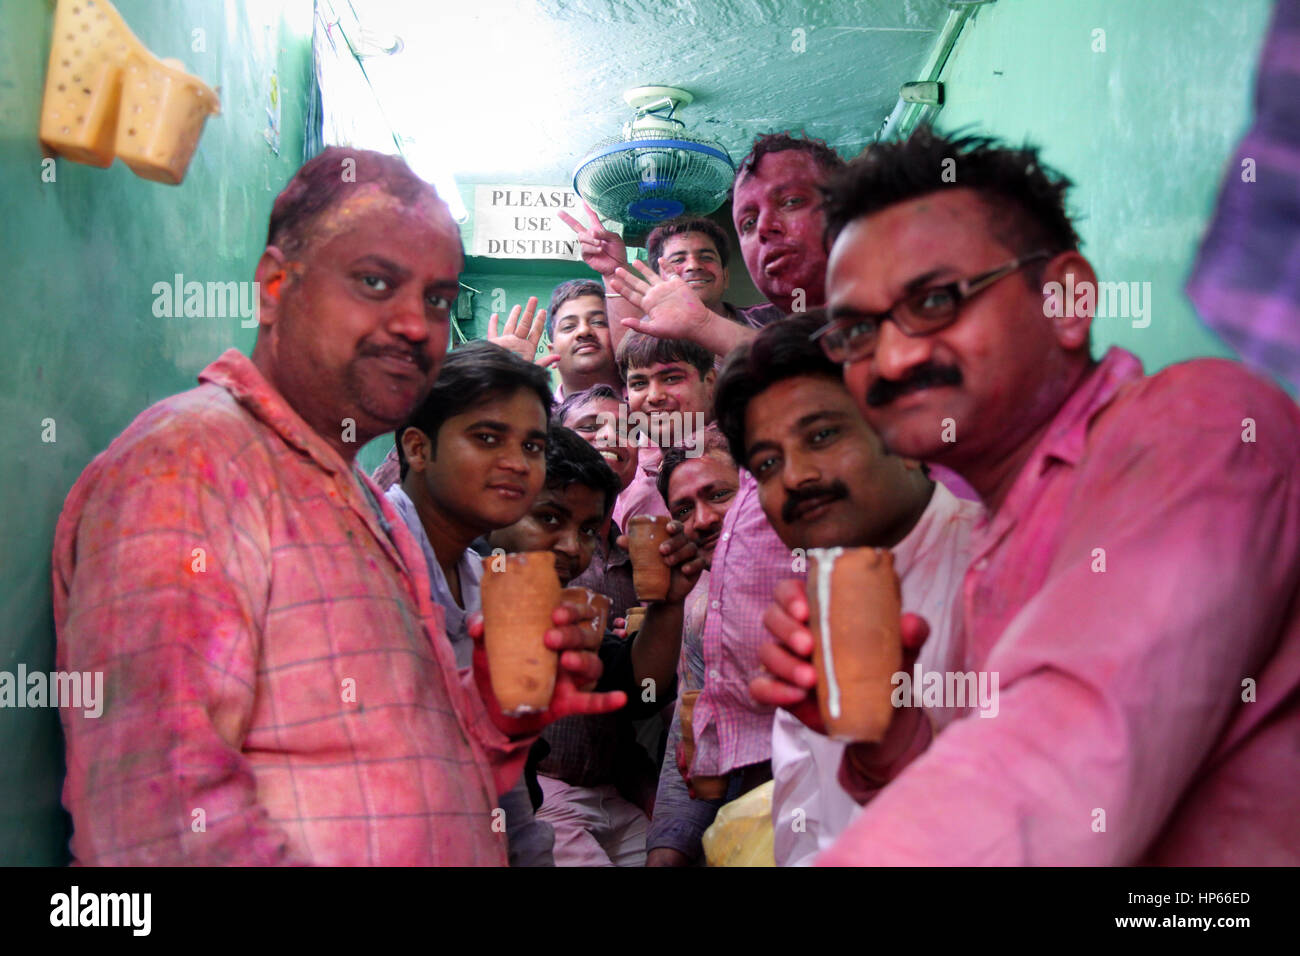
[267,146,451,254]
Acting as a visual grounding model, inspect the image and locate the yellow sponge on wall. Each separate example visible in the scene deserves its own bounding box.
[116,54,220,184]
[39,0,219,184]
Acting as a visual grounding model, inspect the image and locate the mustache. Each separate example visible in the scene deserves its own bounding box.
[782,480,849,524]
[866,364,962,407]
[359,341,432,373]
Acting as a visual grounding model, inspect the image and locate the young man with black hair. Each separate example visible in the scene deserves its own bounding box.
[611,331,717,529]
[486,279,623,403]
[764,128,1300,865]
[389,340,553,668]
[386,339,556,866]
[544,279,622,401]
[712,312,980,866]
[643,217,735,320]
[481,424,703,866]
[554,384,638,622]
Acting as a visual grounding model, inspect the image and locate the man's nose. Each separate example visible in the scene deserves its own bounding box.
[757,203,784,239]
[694,500,720,534]
[646,380,668,405]
[497,442,529,475]
[554,527,581,558]
[384,287,431,343]
[594,419,617,446]
[782,447,820,488]
[872,317,934,384]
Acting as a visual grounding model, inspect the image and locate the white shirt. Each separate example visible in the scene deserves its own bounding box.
[771,482,982,866]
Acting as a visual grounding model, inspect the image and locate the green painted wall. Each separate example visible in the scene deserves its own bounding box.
[934,0,1274,371]
[0,0,313,865]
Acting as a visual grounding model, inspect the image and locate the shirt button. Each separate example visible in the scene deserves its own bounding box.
[721,532,730,541]
[974,558,988,571]
[711,600,719,609]
[709,669,721,681]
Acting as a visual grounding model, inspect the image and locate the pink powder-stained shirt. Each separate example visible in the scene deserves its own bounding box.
[52,349,535,866]
[611,444,670,530]
[819,347,1300,866]
[690,470,793,776]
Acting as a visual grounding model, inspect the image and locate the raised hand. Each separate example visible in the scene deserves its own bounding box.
[558,201,629,277]
[488,296,547,364]
[609,258,713,343]
[469,602,627,739]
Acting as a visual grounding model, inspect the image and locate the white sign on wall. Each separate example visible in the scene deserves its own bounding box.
[471,185,589,260]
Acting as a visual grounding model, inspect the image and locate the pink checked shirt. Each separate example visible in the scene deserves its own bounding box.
[690,471,792,776]
[53,350,534,866]
[819,348,1300,865]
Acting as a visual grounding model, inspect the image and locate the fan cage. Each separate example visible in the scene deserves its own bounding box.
[574,134,736,231]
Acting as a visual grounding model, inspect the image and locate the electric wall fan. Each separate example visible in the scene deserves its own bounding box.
[573,87,735,237]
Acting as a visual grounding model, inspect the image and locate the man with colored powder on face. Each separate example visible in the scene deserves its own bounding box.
[51,147,623,866]
[605,133,846,357]
[764,129,1300,865]
[715,312,980,867]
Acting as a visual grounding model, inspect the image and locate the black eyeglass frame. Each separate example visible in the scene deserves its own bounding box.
[811,250,1053,362]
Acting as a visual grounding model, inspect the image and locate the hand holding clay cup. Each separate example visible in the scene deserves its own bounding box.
[806,547,903,742]
[752,576,931,741]
[619,518,700,603]
[468,606,627,739]
[560,587,611,689]
[559,587,610,645]
[626,515,673,601]
[480,551,563,716]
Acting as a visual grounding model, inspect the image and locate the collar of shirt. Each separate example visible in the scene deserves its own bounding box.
[200,349,354,477]
[198,349,444,632]
[975,347,1144,554]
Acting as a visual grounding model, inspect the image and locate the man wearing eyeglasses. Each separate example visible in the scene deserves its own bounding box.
[760,129,1300,865]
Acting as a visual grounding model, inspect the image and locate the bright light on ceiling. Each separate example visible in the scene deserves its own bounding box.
[351,0,570,183]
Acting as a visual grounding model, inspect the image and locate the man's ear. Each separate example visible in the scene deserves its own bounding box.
[703,367,718,392]
[255,247,290,329]
[1039,251,1095,351]
[720,265,730,293]
[400,426,433,473]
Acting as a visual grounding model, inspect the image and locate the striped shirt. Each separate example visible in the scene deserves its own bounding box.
[52,349,534,865]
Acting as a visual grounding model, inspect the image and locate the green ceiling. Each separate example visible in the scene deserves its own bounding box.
[359,0,965,185]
